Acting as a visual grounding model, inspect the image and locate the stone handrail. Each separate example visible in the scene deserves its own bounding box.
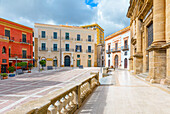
[6,72,99,114]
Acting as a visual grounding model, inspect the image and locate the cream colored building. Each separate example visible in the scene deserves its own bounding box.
[34,23,97,67]
[127,0,170,84]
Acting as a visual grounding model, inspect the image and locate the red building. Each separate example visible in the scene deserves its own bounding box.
[0,18,33,73]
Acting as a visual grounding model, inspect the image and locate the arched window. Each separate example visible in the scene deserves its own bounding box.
[2,46,6,54]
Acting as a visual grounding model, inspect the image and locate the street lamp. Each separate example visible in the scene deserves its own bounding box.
[39,56,41,72]
[55,56,57,70]
[15,56,18,75]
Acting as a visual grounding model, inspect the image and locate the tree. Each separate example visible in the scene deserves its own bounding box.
[39,60,46,70]
[15,62,27,70]
[28,63,33,71]
[8,66,15,73]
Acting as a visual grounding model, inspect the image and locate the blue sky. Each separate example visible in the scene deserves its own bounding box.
[0,0,130,37]
[85,0,98,8]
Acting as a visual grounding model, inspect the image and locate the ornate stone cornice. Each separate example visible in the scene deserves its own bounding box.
[133,53,143,58]
[131,36,136,45]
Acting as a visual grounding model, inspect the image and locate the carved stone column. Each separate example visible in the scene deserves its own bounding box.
[165,0,170,84]
[148,0,166,83]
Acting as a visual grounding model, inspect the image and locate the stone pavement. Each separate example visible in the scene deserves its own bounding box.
[78,69,170,114]
[0,67,100,114]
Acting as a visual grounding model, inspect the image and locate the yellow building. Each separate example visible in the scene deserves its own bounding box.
[127,0,170,84]
[34,23,97,68]
[81,23,105,67]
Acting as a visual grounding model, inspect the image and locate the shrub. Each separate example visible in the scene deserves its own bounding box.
[1,73,8,77]
[8,66,15,73]
[15,62,27,70]
[28,63,33,70]
[39,60,46,70]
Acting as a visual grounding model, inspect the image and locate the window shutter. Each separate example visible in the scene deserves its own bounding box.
[76,45,77,52]
[80,45,82,52]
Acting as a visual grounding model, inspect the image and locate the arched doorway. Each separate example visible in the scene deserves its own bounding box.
[64,55,70,67]
[124,58,127,68]
[114,55,118,68]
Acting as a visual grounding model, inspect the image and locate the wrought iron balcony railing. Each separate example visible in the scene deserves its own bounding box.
[86,50,94,53]
[51,48,59,52]
[86,39,94,42]
[75,38,83,41]
[75,49,83,52]
[9,54,32,59]
[121,45,129,51]
[39,47,48,51]
[106,49,111,54]
[20,39,31,44]
[62,48,74,52]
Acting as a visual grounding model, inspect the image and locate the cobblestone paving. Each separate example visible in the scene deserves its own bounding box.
[78,70,170,114]
[0,67,100,114]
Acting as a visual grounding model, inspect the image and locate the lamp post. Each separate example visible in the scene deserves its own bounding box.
[55,56,57,70]
[15,56,18,75]
[39,56,40,72]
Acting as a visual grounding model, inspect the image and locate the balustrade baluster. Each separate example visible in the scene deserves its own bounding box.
[48,104,56,114]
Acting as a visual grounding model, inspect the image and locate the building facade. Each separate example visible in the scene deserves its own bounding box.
[127,0,170,84]
[34,23,97,68]
[81,23,105,67]
[105,27,130,69]
[0,18,33,73]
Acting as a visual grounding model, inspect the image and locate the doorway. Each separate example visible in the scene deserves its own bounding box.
[88,60,91,67]
[124,58,127,68]
[64,56,70,67]
[114,55,118,68]
[77,60,80,67]
[1,65,7,73]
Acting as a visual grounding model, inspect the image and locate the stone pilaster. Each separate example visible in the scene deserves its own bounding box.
[148,0,166,83]
[34,37,38,67]
[133,18,143,74]
[129,25,133,71]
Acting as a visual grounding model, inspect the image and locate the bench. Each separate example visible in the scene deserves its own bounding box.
[79,65,83,69]
[47,66,53,70]
[16,69,24,75]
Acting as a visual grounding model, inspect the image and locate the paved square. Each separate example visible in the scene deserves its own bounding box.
[0,68,100,114]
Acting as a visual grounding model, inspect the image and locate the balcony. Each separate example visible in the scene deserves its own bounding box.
[39,47,48,51]
[62,48,74,52]
[62,37,74,41]
[20,39,31,44]
[75,49,83,53]
[122,45,129,51]
[86,50,94,53]
[111,48,121,53]
[9,37,14,42]
[39,35,47,39]
[106,49,111,54]
[0,35,8,40]
[86,39,94,42]
[9,54,32,59]
[51,48,59,52]
[75,38,83,41]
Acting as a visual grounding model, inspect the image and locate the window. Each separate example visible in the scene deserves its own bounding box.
[108,45,110,51]
[5,29,10,40]
[33,52,34,57]
[108,54,110,57]
[124,40,128,48]
[9,48,11,57]
[65,33,69,40]
[2,47,6,54]
[65,44,69,51]
[22,34,26,43]
[77,55,80,58]
[32,32,34,37]
[88,46,91,52]
[77,34,80,41]
[125,52,127,55]
[88,55,91,58]
[2,59,7,63]
[88,35,91,41]
[41,43,46,50]
[22,50,27,58]
[33,41,34,46]
[42,31,46,38]
[54,32,57,39]
[76,45,82,52]
[53,44,57,51]
[53,60,57,66]
[115,43,118,50]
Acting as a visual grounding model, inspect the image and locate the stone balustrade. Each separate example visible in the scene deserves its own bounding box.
[6,72,99,114]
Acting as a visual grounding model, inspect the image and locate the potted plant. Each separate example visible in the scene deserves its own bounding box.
[15,62,27,73]
[28,63,33,73]
[39,60,46,70]
[8,66,15,77]
[1,73,8,79]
